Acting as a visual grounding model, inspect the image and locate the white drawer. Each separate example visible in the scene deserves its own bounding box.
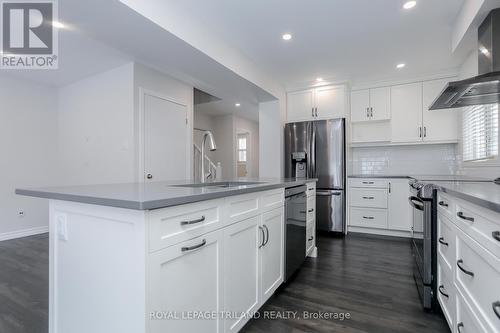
[438,213,456,276]
[261,189,284,212]
[437,192,455,220]
[455,230,500,332]
[306,196,316,222]
[350,188,388,208]
[306,182,316,197]
[148,199,223,252]
[437,263,455,330]
[454,199,500,260]
[225,192,260,225]
[349,208,388,229]
[349,178,388,188]
[456,289,491,333]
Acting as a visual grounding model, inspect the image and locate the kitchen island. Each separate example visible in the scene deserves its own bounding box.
[16,178,317,333]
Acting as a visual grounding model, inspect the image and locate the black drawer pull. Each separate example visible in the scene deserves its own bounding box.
[457,323,464,333]
[362,181,374,184]
[308,236,314,241]
[438,201,448,207]
[180,215,206,225]
[362,216,374,220]
[181,239,207,252]
[457,259,474,277]
[457,211,474,222]
[493,231,500,242]
[438,237,448,246]
[493,301,500,320]
[362,196,375,200]
[438,285,449,298]
[308,209,314,213]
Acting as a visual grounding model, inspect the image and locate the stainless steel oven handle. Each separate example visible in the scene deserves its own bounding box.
[408,196,424,211]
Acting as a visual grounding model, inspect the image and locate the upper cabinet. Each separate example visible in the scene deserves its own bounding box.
[351,87,390,122]
[422,78,458,142]
[391,82,423,143]
[286,85,347,123]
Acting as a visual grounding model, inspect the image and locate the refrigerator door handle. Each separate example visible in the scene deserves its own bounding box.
[310,123,316,178]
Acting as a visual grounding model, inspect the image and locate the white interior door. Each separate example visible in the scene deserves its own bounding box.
[144,93,188,182]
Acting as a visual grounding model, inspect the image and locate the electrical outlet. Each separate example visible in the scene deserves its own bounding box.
[56,214,68,241]
[18,210,25,218]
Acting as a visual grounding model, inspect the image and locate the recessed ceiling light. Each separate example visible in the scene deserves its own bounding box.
[52,21,65,29]
[316,77,323,82]
[403,1,417,9]
[282,33,292,41]
[396,63,406,69]
[235,103,241,107]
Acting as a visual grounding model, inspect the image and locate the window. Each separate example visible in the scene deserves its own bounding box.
[237,134,247,162]
[463,103,499,162]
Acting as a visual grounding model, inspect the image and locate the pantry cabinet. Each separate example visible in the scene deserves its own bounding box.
[286,85,347,122]
[351,87,391,122]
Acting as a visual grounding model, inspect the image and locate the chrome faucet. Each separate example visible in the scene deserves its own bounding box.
[200,130,217,183]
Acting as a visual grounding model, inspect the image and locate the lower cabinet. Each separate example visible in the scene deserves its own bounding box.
[148,193,285,333]
[149,230,225,333]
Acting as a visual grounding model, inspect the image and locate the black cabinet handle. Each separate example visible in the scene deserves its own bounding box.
[493,231,500,242]
[438,201,448,207]
[362,181,374,185]
[181,239,206,252]
[457,323,464,333]
[493,301,500,320]
[438,237,448,246]
[457,259,474,277]
[438,285,449,298]
[263,225,269,246]
[259,226,265,248]
[362,196,375,200]
[457,211,474,222]
[308,209,314,213]
[180,215,206,225]
[308,236,314,241]
[362,216,374,220]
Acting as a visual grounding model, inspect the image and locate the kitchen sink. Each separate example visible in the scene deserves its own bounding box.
[173,181,265,188]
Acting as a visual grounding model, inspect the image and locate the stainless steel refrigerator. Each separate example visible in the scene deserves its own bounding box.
[284,119,345,233]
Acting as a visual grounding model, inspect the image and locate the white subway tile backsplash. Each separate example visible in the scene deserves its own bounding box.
[350,144,458,175]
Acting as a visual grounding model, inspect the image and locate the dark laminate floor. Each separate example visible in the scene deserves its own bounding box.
[0,233,449,333]
[242,233,450,333]
[0,233,48,333]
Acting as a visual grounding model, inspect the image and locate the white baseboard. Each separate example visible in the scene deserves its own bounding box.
[348,226,412,238]
[0,225,49,242]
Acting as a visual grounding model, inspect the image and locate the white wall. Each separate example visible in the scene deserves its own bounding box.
[0,75,58,240]
[259,100,283,178]
[58,63,136,185]
[350,144,458,176]
[133,63,194,181]
[212,115,236,179]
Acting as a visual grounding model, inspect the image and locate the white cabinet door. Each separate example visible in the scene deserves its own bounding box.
[315,85,346,119]
[149,230,224,333]
[224,216,261,333]
[287,90,314,122]
[370,87,391,121]
[351,89,370,122]
[260,208,284,303]
[387,180,412,231]
[422,78,458,142]
[391,82,423,143]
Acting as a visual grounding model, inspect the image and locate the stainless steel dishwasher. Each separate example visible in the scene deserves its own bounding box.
[284,185,307,282]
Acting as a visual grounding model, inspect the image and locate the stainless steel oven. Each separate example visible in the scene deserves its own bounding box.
[409,180,437,310]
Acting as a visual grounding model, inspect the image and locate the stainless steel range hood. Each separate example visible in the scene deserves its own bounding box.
[430,9,500,110]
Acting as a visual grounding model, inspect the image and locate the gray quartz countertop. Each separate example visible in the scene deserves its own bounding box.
[16,178,317,210]
[427,181,500,213]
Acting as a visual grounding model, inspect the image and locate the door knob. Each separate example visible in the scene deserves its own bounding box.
[146,173,153,179]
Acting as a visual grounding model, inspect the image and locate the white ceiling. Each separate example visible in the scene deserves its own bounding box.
[195,98,259,122]
[160,0,467,88]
